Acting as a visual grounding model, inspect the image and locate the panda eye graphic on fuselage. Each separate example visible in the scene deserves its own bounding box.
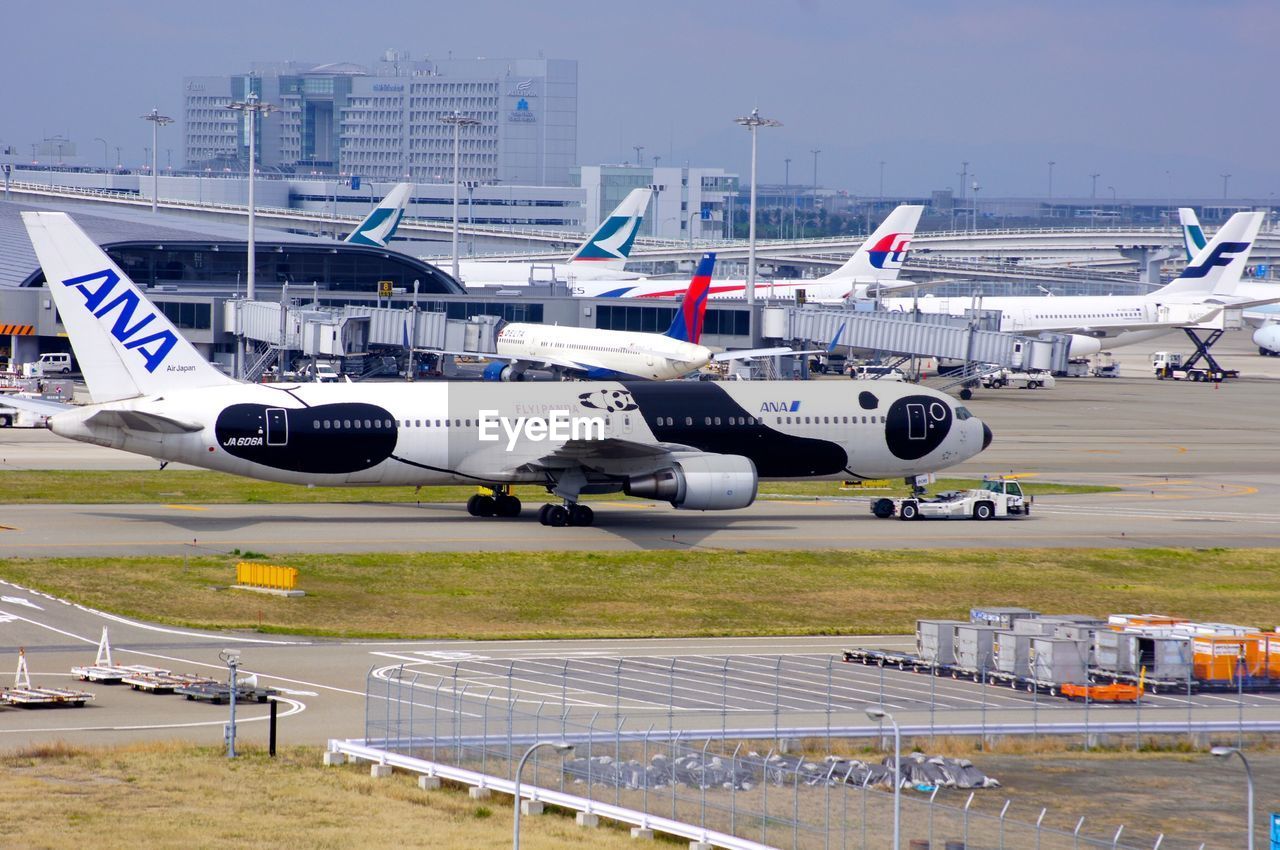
[884,395,953,460]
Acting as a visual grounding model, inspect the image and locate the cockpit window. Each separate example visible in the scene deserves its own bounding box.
[955,406,972,420]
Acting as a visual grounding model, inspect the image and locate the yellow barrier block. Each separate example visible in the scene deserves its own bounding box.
[236,561,298,591]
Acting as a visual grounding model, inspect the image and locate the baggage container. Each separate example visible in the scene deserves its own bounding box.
[969,607,1038,629]
[1107,614,1189,631]
[1013,618,1063,636]
[955,624,1002,672]
[1094,629,1134,674]
[995,631,1032,677]
[916,620,965,666]
[1031,637,1089,685]
[1131,634,1192,681]
[1193,635,1268,682]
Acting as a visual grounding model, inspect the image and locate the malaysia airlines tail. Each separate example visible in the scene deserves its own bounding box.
[1178,208,1207,262]
[1154,211,1263,301]
[22,212,235,403]
[567,187,653,270]
[817,205,923,282]
[662,253,715,343]
[345,182,414,247]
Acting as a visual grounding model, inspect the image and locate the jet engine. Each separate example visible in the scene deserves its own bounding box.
[1066,334,1103,358]
[624,453,757,510]
[482,362,526,382]
[1254,324,1280,356]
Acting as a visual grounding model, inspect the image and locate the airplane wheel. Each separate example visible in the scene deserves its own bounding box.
[959,388,973,400]
[568,504,594,527]
[495,495,522,518]
[466,495,482,516]
[541,505,569,527]
[537,504,552,524]
[473,495,496,517]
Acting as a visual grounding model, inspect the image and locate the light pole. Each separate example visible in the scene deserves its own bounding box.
[879,160,886,201]
[1108,185,1116,202]
[441,112,480,282]
[1210,747,1254,850]
[1047,160,1055,201]
[225,93,275,301]
[141,109,174,214]
[972,181,981,231]
[633,144,645,168]
[93,137,109,170]
[1221,173,1232,200]
[783,157,791,239]
[810,148,821,236]
[513,741,574,850]
[1089,172,1100,200]
[865,707,900,850]
[463,179,481,256]
[219,649,241,758]
[735,108,782,339]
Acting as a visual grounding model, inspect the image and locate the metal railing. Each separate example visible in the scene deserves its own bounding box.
[345,661,1266,850]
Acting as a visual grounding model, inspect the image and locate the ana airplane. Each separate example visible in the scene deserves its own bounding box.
[344,183,414,247]
[571,205,925,303]
[15,211,991,528]
[1179,208,1280,355]
[453,187,653,286]
[874,211,1268,357]
[468,254,832,381]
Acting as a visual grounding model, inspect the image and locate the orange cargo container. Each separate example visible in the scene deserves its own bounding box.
[1107,614,1190,632]
[1193,635,1268,682]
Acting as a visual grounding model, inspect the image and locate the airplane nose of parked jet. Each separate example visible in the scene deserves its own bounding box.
[982,422,993,451]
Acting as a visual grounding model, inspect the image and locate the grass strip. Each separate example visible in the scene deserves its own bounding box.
[0,548,1272,640]
[0,469,1115,504]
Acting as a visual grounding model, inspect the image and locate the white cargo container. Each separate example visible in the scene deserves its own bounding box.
[955,624,1002,673]
[1030,637,1089,686]
[916,620,965,666]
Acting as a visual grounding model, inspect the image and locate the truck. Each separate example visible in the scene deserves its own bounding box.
[1090,354,1120,378]
[871,477,1032,521]
[980,368,1056,390]
[1151,351,1238,382]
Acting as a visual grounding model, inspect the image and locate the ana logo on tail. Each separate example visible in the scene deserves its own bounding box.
[61,269,178,372]
[1181,242,1250,279]
[867,234,912,270]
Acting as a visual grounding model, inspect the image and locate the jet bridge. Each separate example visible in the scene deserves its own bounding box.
[769,304,1072,374]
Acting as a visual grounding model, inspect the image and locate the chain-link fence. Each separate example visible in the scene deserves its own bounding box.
[359,663,1240,850]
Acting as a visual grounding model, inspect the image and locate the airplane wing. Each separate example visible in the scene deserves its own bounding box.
[711,347,797,362]
[530,437,698,465]
[0,394,75,417]
[428,349,590,373]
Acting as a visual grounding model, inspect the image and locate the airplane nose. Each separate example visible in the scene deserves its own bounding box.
[982,422,993,450]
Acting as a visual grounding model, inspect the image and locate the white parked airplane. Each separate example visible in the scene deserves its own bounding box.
[14,211,990,527]
[1178,208,1280,355]
[874,211,1268,357]
[466,254,832,381]
[344,183,414,248]
[452,188,653,286]
[571,205,925,303]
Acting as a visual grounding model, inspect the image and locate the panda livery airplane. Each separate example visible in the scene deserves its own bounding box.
[15,211,991,527]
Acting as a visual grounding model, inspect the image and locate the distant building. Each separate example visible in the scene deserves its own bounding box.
[575,165,738,241]
[182,54,578,186]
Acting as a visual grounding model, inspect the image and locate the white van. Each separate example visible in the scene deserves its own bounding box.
[27,353,73,376]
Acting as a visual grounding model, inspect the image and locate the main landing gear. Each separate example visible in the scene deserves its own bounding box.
[537,502,594,527]
[465,485,522,518]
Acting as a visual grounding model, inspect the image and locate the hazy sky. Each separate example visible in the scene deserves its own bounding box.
[5,0,1276,198]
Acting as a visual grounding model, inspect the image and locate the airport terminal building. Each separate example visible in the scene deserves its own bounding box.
[183,55,578,186]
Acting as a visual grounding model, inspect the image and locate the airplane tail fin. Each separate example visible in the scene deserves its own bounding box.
[663,253,716,343]
[345,182,413,247]
[1179,207,1206,262]
[21,212,236,403]
[1154,211,1263,300]
[569,187,653,269]
[819,205,923,281]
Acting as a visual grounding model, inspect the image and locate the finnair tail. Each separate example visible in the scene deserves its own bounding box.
[818,205,923,281]
[22,212,235,403]
[1154,211,1264,300]
[1179,208,1206,262]
[345,182,413,247]
[663,253,715,343]
[568,187,653,269]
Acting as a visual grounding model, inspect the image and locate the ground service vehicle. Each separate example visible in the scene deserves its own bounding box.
[1090,354,1119,378]
[981,368,1056,389]
[1151,351,1237,382]
[850,364,905,381]
[872,477,1031,521]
